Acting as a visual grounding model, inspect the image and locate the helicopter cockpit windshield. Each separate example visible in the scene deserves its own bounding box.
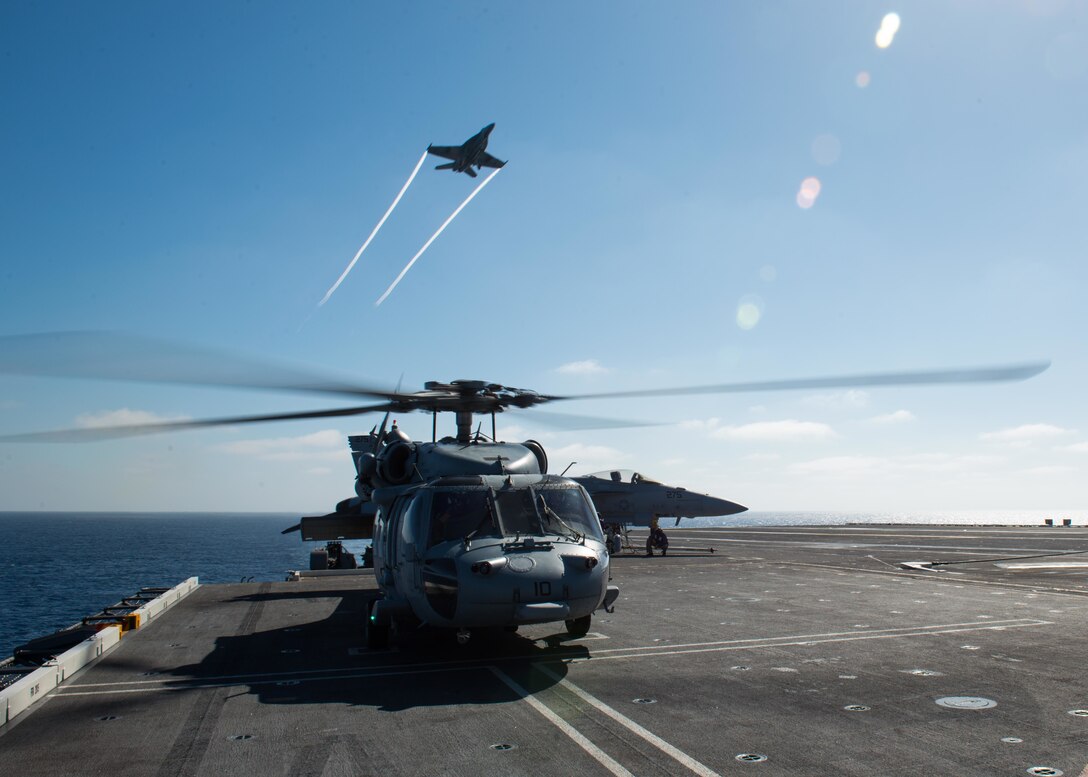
[493,485,603,541]
[428,490,497,547]
[427,484,603,546]
[584,469,663,486]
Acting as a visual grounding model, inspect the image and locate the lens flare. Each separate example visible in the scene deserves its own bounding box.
[736,294,764,331]
[856,71,871,88]
[796,176,822,209]
[876,13,901,49]
[812,134,841,166]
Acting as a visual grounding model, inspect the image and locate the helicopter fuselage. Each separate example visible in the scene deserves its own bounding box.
[368,472,615,635]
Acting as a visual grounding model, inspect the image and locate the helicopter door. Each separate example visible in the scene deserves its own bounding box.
[381,496,410,588]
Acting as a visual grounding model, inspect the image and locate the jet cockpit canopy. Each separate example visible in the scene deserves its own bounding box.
[583,469,663,486]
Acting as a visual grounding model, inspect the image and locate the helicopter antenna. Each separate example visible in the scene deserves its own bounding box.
[377,374,404,443]
[559,461,577,477]
[376,412,391,442]
[491,412,496,441]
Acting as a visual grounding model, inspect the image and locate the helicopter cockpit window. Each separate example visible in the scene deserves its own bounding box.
[536,487,604,540]
[493,485,604,540]
[494,487,540,535]
[428,490,496,547]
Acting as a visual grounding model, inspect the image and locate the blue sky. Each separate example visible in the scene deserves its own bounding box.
[1,1,1085,512]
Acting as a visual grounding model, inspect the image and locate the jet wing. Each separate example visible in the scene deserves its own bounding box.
[476,151,506,169]
[426,145,462,161]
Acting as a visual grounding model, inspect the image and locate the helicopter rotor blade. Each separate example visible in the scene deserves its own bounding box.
[550,362,1050,403]
[513,409,662,431]
[0,332,407,402]
[0,402,398,443]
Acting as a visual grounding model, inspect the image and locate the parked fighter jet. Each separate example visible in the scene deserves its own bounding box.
[573,470,747,527]
[427,123,506,178]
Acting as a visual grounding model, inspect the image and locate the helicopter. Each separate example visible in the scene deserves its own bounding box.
[0,332,1051,648]
[288,382,619,648]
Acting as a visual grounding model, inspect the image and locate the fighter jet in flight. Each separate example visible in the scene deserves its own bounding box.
[427,123,506,178]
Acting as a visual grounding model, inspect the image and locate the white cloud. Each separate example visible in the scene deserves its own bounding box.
[791,456,892,477]
[744,452,782,462]
[218,429,346,462]
[76,408,190,428]
[867,409,916,425]
[551,442,629,474]
[712,419,836,442]
[1058,442,1088,454]
[1020,465,1077,476]
[680,417,722,432]
[555,359,609,376]
[980,424,1076,443]
[550,442,628,460]
[791,452,1009,479]
[802,390,869,410]
[898,453,1005,472]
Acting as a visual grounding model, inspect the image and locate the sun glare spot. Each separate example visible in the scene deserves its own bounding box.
[796,177,822,209]
[875,13,901,49]
[736,294,764,331]
[812,134,841,166]
[737,304,761,330]
[760,264,778,282]
[856,71,871,88]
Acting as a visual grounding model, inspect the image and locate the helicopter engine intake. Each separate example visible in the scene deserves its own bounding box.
[377,441,415,484]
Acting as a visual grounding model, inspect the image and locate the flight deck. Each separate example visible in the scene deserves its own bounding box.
[2,524,1087,776]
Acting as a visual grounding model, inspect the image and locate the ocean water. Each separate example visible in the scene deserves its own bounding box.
[0,512,372,660]
[1,510,1083,659]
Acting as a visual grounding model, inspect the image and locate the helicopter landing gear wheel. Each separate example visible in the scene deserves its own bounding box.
[565,615,591,637]
[364,599,389,650]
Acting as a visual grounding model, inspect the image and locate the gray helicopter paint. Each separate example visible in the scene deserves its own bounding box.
[370,474,612,633]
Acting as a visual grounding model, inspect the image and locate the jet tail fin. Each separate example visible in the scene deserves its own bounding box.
[434,162,456,170]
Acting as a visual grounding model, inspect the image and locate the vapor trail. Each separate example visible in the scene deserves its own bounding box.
[318,150,429,307]
[375,166,502,306]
